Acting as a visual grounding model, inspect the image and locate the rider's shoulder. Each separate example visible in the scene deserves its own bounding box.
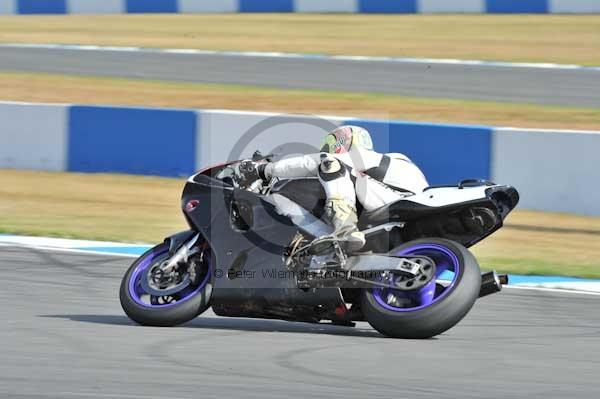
[386,152,412,162]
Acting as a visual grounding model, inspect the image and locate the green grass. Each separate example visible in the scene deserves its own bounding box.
[477,257,600,279]
[1,169,599,278]
[0,14,599,65]
[1,71,599,130]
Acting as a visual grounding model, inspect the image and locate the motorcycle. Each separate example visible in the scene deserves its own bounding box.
[120,153,519,338]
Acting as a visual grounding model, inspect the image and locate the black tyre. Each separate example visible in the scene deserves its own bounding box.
[362,238,481,339]
[119,243,212,327]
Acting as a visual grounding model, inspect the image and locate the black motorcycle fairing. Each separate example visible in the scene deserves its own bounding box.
[360,191,517,249]
[485,185,520,220]
[181,174,347,322]
[179,169,518,321]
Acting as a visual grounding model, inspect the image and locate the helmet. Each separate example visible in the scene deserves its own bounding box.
[320,125,374,154]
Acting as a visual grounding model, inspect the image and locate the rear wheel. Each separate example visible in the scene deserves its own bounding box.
[362,238,481,339]
[119,242,212,326]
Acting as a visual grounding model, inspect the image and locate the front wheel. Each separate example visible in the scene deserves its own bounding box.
[119,242,212,327]
[362,238,481,339]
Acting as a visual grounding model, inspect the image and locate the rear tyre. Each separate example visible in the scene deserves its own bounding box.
[119,243,212,327]
[362,238,481,339]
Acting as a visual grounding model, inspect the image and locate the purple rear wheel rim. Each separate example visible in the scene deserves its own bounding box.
[128,246,211,308]
[372,243,460,312]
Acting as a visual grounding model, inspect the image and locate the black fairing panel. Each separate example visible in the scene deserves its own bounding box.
[359,197,493,225]
[485,185,520,220]
[181,173,518,319]
[360,185,520,248]
[181,175,344,321]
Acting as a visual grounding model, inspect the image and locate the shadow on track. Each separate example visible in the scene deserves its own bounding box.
[40,314,382,338]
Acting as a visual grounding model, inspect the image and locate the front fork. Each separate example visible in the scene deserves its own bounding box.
[160,231,201,274]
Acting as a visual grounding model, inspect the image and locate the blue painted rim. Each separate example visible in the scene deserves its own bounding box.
[128,246,210,308]
[372,243,460,312]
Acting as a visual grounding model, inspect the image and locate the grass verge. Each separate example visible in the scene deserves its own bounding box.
[0,14,599,65]
[1,169,599,278]
[1,71,599,130]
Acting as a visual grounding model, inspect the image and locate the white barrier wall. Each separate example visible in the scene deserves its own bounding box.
[67,0,124,14]
[550,0,600,13]
[196,110,345,169]
[0,0,14,14]
[492,128,600,216]
[295,0,358,13]
[419,0,484,13]
[0,102,68,171]
[178,0,238,13]
[2,0,600,14]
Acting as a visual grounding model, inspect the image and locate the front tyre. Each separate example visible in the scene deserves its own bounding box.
[362,238,481,339]
[119,242,212,327]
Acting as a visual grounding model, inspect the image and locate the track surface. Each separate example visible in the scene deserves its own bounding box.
[1,46,600,107]
[1,246,599,398]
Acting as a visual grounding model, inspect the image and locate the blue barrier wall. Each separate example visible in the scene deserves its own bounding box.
[348,119,491,185]
[359,0,418,13]
[68,106,196,177]
[17,0,66,14]
[125,0,177,13]
[239,0,294,12]
[486,0,548,13]
[1,0,598,14]
[1,101,599,215]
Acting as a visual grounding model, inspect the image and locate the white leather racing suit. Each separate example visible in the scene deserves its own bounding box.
[261,146,429,213]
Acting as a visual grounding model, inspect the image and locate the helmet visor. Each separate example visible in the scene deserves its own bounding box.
[321,127,353,154]
[320,134,338,153]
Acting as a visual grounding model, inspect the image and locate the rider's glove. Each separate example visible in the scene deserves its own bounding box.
[239,160,269,183]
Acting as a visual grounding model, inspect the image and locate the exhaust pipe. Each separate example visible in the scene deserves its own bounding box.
[479,271,508,298]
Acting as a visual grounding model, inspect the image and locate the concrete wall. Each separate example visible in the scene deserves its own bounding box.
[178,0,237,13]
[0,0,598,14]
[549,0,600,13]
[196,110,346,169]
[67,0,124,14]
[0,102,68,171]
[419,0,485,13]
[492,128,600,215]
[295,0,358,13]
[0,0,16,14]
[1,101,599,215]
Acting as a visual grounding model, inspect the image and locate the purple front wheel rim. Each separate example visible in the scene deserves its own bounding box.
[128,246,211,308]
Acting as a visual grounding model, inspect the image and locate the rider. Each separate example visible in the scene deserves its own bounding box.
[246,125,429,252]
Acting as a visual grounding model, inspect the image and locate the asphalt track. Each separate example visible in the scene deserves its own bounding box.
[1,46,600,107]
[1,245,600,399]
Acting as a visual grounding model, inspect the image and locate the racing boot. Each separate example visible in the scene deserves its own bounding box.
[309,198,366,255]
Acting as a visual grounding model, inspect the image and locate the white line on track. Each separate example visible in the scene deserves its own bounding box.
[0,242,140,258]
[2,43,600,72]
[3,242,600,297]
[503,285,600,297]
[60,392,192,399]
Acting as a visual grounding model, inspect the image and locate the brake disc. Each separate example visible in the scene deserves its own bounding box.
[140,261,191,297]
